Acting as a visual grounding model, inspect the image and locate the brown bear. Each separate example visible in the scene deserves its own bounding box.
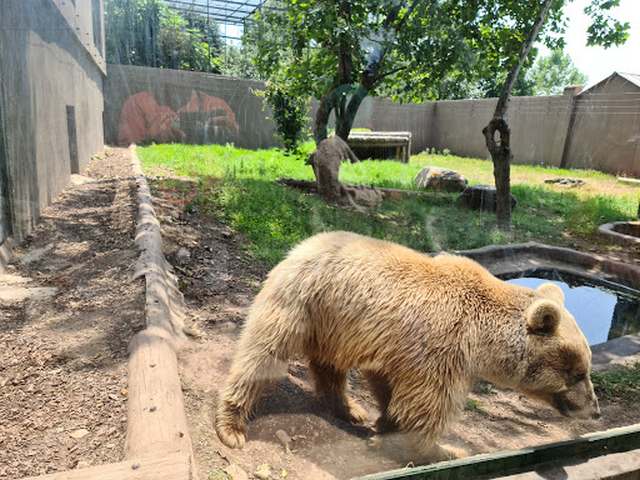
[215,231,600,461]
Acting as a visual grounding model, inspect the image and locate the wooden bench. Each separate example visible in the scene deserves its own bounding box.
[347,131,412,163]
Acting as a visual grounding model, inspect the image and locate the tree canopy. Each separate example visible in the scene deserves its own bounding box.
[105,0,224,73]
[527,49,588,96]
[245,0,629,143]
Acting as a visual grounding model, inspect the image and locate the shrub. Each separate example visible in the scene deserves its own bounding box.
[258,81,310,154]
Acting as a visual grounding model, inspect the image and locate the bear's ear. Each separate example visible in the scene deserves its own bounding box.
[526,299,561,336]
[536,283,565,305]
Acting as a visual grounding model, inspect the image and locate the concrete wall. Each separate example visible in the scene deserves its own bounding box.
[565,78,640,176]
[0,0,105,244]
[430,95,575,167]
[103,65,640,178]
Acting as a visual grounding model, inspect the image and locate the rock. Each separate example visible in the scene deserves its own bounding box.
[70,428,89,439]
[224,464,249,480]
[458,185,517,212]
[176,247,191,264]
[544,177,585,188]
[275,429,292,452]
[415,167,467,192]
[20,243,54,265]
[254,464,272,480]
[75,460,91,469]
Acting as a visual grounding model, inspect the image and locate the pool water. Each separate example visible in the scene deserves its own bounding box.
[504,270,640,346]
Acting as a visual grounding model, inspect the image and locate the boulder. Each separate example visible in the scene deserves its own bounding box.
[458,185,517,212]
[415,167,467,193]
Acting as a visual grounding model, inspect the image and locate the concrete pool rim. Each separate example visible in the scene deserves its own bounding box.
[599,221,640,246]
[453,241,640,371]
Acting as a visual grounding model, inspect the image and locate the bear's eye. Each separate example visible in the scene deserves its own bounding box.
[570,373,587,385]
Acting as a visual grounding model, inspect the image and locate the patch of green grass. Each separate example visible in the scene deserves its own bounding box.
[592,363,640,403]
[139,143,636,267]
[465,398,483,412]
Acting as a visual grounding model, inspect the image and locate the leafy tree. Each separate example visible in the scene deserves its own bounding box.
[245,0,628,147]
[257,79,310,153]
[484,0,628,229]
[527,49,588,96]
[105,0,223,73]
[219,45,261,79]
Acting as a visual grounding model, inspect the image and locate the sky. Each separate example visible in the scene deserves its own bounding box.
[543,0,640,87]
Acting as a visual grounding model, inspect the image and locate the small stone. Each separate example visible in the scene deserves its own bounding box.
[76,460,91,469]
[70,428,89,439]
[176,247,191,264]
[254,464,271,480]
[275,429,291,453]
[131,463,140,470]
[225,464,249,480]
[120,388,128,397]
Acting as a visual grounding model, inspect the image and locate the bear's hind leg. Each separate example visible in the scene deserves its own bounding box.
[216,342,289,448]
[310,360,368,424]
[364,370,398,433]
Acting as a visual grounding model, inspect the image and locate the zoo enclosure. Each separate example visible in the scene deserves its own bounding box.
[104,65,640,178]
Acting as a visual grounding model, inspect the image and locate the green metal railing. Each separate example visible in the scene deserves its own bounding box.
[357,424,640,480]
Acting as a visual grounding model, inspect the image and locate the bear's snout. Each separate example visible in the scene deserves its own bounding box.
[551,380,600,420]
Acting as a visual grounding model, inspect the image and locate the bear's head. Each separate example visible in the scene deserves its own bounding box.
[517,283,600,420]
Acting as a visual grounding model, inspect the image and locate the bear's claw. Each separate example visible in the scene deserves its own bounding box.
[215,422,246,449]
[343,399,369,424]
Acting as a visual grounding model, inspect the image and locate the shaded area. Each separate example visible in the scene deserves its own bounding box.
[0,149,145,478]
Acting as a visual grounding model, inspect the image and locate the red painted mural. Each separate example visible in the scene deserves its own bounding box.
[117,90,240,146]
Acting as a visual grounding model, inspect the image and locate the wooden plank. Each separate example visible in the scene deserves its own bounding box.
[357,424,640,480]
[21,452,191,480]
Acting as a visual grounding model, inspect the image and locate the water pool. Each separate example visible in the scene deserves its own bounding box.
[503,270,640,346]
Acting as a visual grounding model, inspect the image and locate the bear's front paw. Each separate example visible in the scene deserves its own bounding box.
[343,398,369,424]
[215,422,247,449]
[428,443,467,462]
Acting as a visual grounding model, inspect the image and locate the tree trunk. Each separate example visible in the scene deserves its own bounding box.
[335,86,369,141]
[483,119,512,228]
[483,0,554,229]
[314,92,333,144]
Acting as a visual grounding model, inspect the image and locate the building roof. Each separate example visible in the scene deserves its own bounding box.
[580,71,640,95]
[617,72,640,88]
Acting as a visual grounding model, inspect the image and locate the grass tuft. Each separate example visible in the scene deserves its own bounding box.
[592,363,640,403]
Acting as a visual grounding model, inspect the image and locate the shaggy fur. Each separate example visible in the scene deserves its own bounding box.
[215,231,599,461]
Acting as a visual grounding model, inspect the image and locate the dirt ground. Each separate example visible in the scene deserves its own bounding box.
[0,149,145,479]
[149,176,640,480]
